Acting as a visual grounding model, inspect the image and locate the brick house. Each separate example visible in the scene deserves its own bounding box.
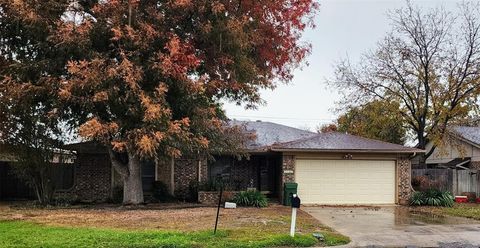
[64,121,421,205]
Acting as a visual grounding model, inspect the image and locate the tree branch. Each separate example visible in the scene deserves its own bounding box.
[108,148,129,179]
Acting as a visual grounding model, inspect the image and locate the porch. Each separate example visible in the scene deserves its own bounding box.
[207,153,282,198]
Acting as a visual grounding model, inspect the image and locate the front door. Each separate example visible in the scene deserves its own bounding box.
[257,156,278,195]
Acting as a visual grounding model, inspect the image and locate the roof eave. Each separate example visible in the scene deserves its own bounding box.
[270,148,425,154]
[449,133,480,149]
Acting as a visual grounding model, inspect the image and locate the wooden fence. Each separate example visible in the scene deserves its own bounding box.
[412,168,480,196]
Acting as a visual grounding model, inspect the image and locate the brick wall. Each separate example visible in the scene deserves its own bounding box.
[397,157,412,205]
[279,155,295,203]
[198,191,240,205]
[71,153,112,202]
[173,158,207,199]
[173,159,196,198]
[281,155,295,183]
[199,159,208,182]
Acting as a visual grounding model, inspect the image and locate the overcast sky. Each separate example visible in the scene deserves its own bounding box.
[222,0,462,131]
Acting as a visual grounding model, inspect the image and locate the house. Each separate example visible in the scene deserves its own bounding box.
[63,121,421,205]
[0,145,75,200]
[0,146,32,200]
[424,126,480,170]
[413,126,480,196]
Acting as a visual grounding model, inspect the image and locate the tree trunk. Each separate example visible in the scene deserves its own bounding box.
[123,154,144,204]
[108,149,144,204]
[416,131,428,168]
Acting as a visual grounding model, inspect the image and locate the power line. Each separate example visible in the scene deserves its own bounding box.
[228,114,335,122]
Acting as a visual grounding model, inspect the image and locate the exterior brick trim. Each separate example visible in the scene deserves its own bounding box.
[397,157,412,205]
[279,155,295,203]
[198,191,240,205]
[69,153,112,202]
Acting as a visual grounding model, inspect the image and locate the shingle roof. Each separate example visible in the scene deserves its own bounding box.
[271,132,422,153]
[451,126,480,147]
[66,121,421,154]
[230,120,317,150]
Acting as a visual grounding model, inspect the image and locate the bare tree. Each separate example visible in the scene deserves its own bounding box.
[330,1,480,164]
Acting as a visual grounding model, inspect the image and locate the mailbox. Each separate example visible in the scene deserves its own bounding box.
[291,194,301,208]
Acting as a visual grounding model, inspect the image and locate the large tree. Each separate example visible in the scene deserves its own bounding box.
[0,0,67,204]
[336,100,407,145]
[331,2,480,164]
[0,0,318,204]
[0,89,62,204]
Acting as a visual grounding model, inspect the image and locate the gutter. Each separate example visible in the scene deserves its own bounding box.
[269,148,425,154]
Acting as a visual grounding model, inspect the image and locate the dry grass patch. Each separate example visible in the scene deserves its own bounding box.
[0,202,349,247]
[1,203,315,232]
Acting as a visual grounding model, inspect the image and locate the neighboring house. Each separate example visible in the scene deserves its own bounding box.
[424,126,480,170]
[0,146,75,200]
[0,145,32,200]
[63,121,421,205]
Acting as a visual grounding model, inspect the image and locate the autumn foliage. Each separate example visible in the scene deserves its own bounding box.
[0,0,318,203]
[331,2,480,163]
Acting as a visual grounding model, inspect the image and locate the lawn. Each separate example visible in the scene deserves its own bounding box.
[0,203,349,248]
[422,203,480,220]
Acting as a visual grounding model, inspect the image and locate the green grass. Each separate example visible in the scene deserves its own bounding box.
[439,204,480,220]
[414,204,480,221]
[0,220,325,248]
[322,232,351,246]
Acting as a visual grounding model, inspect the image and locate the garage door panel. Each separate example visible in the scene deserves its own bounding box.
[295,160,396,204]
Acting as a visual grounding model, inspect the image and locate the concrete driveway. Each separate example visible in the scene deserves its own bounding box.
[305,206,480,247]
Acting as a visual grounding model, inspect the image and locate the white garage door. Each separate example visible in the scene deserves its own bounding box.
[295,160,396,204]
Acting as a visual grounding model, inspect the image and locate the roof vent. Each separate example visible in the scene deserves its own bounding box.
[256,120,262,122]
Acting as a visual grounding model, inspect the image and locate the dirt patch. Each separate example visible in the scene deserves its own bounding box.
[0,202,323,234]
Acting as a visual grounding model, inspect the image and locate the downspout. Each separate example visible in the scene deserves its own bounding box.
[409,152,417,160]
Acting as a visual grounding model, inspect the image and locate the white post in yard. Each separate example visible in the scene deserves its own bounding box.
[290,193,301,237]
[290,207,297,237]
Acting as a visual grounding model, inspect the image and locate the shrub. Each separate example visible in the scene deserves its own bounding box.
[409,189,454,207]
[198,179,225,192]
[411,175,445,191]
[233,190,268,208]
[53,195,78,207]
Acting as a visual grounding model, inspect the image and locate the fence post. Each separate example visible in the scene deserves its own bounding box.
[454,169,458,195]
[477,170,480,196]
[447,169,454,194]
